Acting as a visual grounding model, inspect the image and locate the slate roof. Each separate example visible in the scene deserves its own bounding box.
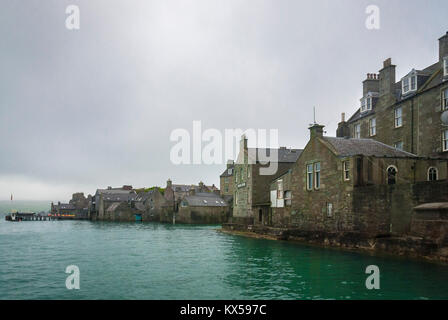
[172,184,217,193]
[348,59,446,123]
[96,188,135,195]
[247,148,303,163]
[182,192,228,207]
[106,202,121,213]
[172,184,195,192]
[135,189,157,202]
[220,167,234,177]
[102,193,137,202]
[220,165,235,177]
[347,108,375,123]
[322,137,417,158]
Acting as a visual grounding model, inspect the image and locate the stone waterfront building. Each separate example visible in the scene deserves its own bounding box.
[51,192,90,219]
[135,188,172,222]
[337,31,448,159]
[269,124,448,237]
[164,179,219,203]
[91,186,140,221]
[232,135,302,225]
[162,179,226,223]
[177,190,229,224]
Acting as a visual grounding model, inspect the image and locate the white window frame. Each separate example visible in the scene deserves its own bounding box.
[361,98,366,113]
[314,162,321,190]
[443,130,448,152]
[410,75,417,91]
[366,97,372,111]
[354,123,361,138]
[369,118,376,136]
[277,180,283,199]
[306,164,313,191]
[284,191,292,206]
[343,160,350,181]
[270,190,277,208]
[394,107,403,128]
[442,88,448,110]
[394,141,403,151]
[327,203,333,218]
[360,96,373,113]
[402,77,409,93]
[402,73,417,95]
[427,167,438,181]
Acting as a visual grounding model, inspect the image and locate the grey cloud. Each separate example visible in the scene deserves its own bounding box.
[1,0,447,200]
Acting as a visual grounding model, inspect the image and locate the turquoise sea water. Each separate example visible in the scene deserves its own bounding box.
[1,201,448,300]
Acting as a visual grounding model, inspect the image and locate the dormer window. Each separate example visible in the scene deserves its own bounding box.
[361,98,366,112]
[360,97,372,112]
[402,70,418,95]
[360,93,376,113]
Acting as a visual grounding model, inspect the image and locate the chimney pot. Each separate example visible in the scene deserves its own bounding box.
[341,112,346,122]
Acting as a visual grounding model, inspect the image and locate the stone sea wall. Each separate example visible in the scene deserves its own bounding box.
[221,223,448,263]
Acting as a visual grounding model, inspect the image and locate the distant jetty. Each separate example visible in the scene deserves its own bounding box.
[5,212,81,222]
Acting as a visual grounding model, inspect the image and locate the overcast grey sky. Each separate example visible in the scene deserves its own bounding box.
[1,0,447,201]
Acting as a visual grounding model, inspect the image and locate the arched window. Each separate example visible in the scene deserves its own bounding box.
[387,166,397,185]
[428,167,438,181]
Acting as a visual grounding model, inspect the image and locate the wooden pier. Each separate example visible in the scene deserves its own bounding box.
[5,212,65,222]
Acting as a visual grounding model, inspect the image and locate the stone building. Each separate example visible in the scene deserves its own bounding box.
[337,31,448,159]
[269,124,448,236]
[51,192,90,219]
[177,190,229,224]
[164,179,219,203]
[101,201,146,222]
[135,187,174,222]
[232,135,302,225]
[91,186,139,221]
[161,179,225,223]
[220,160,235,197]
[92,185,136,213]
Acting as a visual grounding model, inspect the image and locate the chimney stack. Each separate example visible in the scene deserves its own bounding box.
[379,58,396,97]
[439,31,448,62]
[240,135,248,152]
[336,113,350,138]
[363,73,379,95]
[309,123,324,139]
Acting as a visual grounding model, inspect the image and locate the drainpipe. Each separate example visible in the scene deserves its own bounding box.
[173,194,176,225]
[411,98,415,154]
